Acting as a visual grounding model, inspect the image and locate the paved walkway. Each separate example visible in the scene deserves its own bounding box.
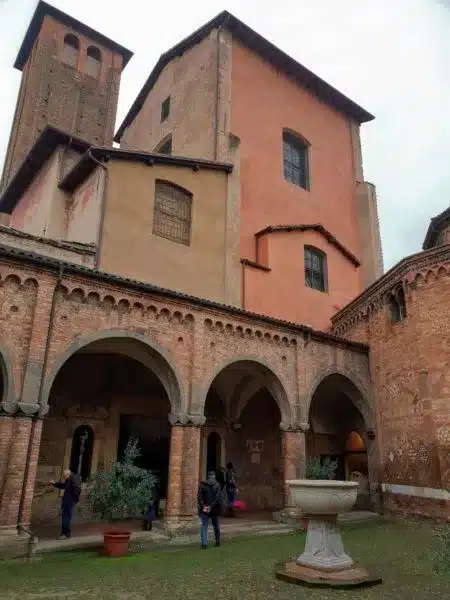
[34,511,380,554]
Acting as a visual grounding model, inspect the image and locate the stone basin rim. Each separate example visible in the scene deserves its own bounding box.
[286,479,359,489]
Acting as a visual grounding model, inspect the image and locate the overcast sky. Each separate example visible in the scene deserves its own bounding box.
[0,0,449,269]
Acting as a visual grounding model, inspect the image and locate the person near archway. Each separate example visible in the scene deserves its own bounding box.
[50,469,82,540]
[225,462,237,517]
[197,471,222,549]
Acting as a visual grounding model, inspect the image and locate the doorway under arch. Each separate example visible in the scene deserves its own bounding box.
[307,373,373,510]
[202,359,289,513]
[31,335,180,526]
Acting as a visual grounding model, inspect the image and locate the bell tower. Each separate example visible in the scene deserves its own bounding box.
[0,1,132,191]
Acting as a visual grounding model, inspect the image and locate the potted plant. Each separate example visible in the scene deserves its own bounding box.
[88,438,157,557]
[300,457,338,530]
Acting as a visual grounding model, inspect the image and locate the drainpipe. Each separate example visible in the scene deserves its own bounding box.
[214,16,231,161]
[17,263,65,529]
[87,150,109,270]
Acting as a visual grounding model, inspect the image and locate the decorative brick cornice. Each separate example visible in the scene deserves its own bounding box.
[332,244,450,334]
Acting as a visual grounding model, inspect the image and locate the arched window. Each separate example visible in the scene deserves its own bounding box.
[304,246,327,292]
[69,425,94,482]
[388,287,407,323]
[283,130,309,190]
[86,45,101,78]
[154,134,172,156]
[153,180,192,245]
[62,33,79,69]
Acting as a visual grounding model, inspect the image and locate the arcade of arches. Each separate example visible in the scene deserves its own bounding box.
[0,337,375,532]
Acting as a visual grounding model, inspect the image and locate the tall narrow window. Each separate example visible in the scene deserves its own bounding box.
[304,246,327,292]
[161,96,170,122]
[86,45,101,78]
[153,181,192,245]
[283,130,309,190]
[62,33,79,69]
[69,425,94,482]
[388,287,407,323]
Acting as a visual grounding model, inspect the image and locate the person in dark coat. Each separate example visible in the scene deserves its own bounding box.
[50,469,81,540]
[225,462,237,517]
[197,471,223,549]
[143,502,156,531]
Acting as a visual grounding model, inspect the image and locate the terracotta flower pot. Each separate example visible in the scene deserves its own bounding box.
[103,531,132,557]
[301,517,309,531]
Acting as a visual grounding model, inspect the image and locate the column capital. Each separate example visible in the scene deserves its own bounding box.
[169,412,206,427]
[0,401,48,419]
[280,421,310,433]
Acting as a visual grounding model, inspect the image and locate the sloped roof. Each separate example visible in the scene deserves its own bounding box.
[114,10,374,141]
[423,206,450,250]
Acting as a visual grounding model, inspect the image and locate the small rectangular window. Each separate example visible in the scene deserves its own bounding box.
[304,246,327,292]
[161,97,170,123]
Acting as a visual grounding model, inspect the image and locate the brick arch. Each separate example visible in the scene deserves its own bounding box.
[0,342,15,409]
[306,366,374,430]
[200,355,294,428]
[40,329,184,414]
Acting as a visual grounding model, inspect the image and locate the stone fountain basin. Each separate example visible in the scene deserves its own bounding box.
[286,479,358,515]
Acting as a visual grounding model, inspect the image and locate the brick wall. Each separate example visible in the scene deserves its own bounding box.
[332,246,450,519]
[1,14,122,190]
[120,31,220,159]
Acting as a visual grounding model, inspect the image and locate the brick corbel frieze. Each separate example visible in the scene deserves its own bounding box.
[0,400,48,419]
[168,412,206,427]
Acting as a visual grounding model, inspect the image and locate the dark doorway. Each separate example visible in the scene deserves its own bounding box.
[206,432,221,476]
[69,425,94,482]
[118,415,170,497]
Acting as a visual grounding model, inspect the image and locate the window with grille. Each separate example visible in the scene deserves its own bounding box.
[153,181,192,245]
[304,246,327,292]
[62,33,79,69]
[161,96,171,122]
[283,130,309,190]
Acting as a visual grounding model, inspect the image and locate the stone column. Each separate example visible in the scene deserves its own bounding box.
[0,417,33,529]
[166,414,204,534]
[181,424,202,518]
[280,423,309,521]
[166,424,184,523]
[18,418,43,528]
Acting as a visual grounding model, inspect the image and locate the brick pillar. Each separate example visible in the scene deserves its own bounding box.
[18,418,43,527]
[181,425,201,517]
[0,416,14,491]
[166,425,183,521]
[281,425,308,515]
[0,417,32,528]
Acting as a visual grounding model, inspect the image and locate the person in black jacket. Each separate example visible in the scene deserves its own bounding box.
[50,469,81,540]
[197,471,223,549]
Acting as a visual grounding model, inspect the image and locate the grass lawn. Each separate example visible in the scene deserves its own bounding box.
[0,520,448,599]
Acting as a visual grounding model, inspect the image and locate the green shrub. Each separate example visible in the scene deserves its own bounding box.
[305,456,338,480]
[88,438,157,522]
[433,524,450,574]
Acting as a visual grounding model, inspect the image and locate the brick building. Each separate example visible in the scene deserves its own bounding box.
[0,1,447,556]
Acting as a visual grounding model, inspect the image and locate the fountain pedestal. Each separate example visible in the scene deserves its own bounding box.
[275,480,382,588]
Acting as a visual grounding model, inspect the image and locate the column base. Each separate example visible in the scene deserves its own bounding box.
[0,527,38,559]
[296,516,353,571]
[164,515,199,536]
[273,507,301,526]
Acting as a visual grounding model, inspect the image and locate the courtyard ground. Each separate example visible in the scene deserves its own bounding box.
[0,519,447,599]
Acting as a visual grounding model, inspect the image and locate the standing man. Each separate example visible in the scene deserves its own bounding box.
[50,469,81,540]
[197,471,223,549]
[225,462,237,517]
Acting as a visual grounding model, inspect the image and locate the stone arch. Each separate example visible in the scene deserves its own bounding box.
[306,366,374,430]
[41,329,184,415]
[201,355,293,428]
[0,342,15,409]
